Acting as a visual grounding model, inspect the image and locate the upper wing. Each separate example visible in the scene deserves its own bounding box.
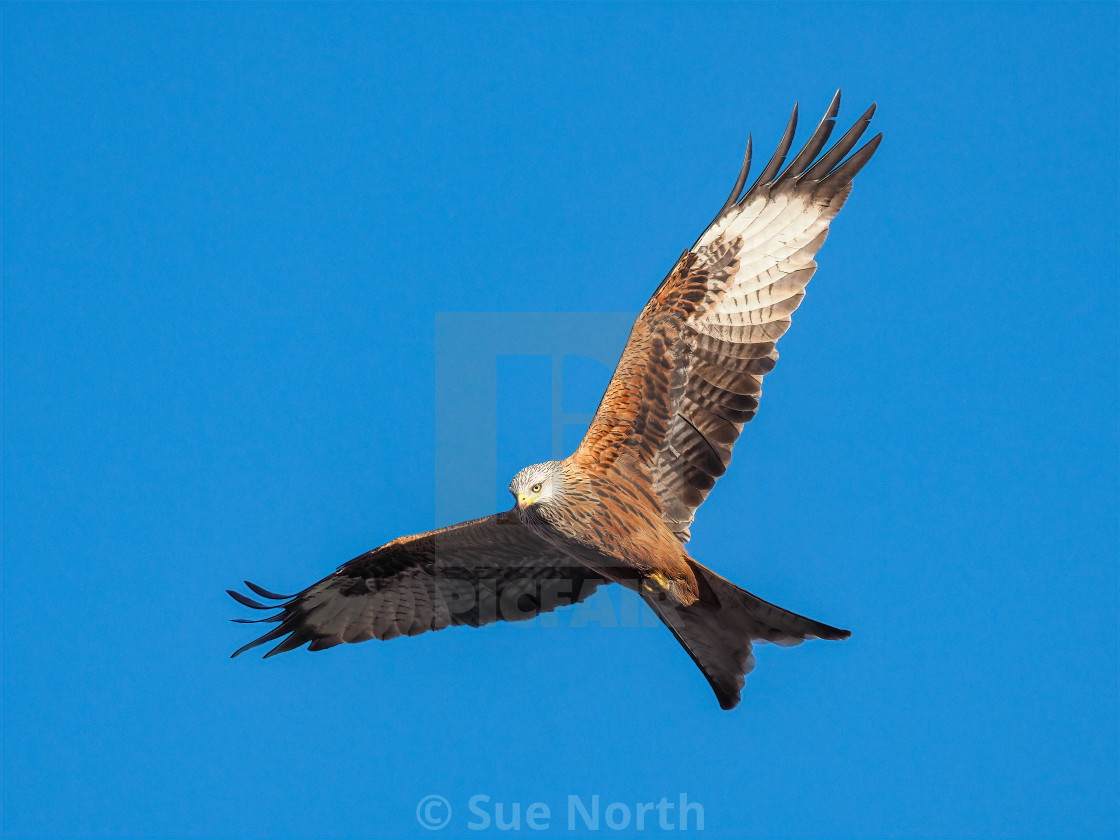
[572,91,881,541]
[228,511,606,657]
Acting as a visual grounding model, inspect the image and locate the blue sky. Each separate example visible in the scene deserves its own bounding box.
[3,3,1117,839]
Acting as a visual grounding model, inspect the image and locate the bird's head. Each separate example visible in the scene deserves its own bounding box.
[509,461,563,516]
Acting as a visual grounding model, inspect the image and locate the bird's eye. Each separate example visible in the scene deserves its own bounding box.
[531,483,542,493]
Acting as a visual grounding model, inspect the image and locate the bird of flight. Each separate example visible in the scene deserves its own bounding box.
[230,91,880,710]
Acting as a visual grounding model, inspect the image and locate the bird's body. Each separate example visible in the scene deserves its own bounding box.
[230,92,880,709]
[514,457,699,603]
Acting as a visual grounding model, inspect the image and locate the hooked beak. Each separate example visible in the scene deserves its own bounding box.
[516,491,540,511]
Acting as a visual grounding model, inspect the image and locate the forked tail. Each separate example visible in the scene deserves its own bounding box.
[644,560,850,710]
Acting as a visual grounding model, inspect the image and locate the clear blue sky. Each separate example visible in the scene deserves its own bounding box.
[4,3,1117,839]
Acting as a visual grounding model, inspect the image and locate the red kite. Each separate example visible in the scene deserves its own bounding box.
[230,91,880,709]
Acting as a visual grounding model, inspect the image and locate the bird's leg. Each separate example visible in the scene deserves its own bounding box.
[641,571,698,607]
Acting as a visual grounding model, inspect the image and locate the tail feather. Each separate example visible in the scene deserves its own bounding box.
[645,560,849,710]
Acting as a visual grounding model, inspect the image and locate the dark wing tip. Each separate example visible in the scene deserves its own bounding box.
[819,132,882,190]
[696,93,880,247]
[231,636,268,658]
[244,581,294,600]
[783,90,843,181]
[229,581,304,657]
[717,134,752,215]
[227,589,272,610]
[263,629,315,658]
[747,95,880,200]
[230,620,295,658]
[799,101,877,183]
[746,102,799,195]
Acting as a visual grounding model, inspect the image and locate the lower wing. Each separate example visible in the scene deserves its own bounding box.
[228,510,606,657]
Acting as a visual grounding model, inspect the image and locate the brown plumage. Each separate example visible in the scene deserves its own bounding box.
[229,91,880,709]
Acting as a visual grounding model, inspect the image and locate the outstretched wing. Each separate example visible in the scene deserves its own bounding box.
[573,91,880,541]
[229,511,605,657]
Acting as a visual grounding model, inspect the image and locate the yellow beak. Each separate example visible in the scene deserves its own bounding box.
[517,491,540,510]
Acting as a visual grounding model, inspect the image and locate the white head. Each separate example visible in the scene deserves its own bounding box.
[509,460,564,515]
